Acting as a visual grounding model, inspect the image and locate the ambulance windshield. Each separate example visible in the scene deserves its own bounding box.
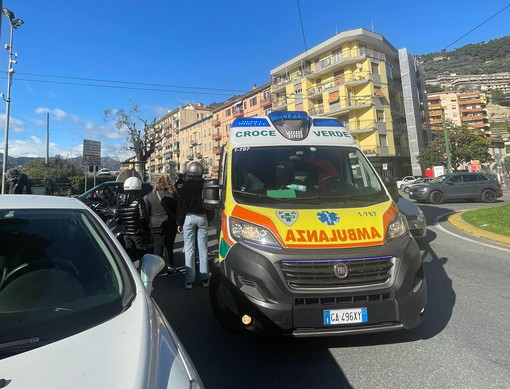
[232,146,387,206]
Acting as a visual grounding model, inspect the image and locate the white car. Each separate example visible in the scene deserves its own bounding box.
[396,175,419,189]
[97,168,111,176]
[0,195,203,389]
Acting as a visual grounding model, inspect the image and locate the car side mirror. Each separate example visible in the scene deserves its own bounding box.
[203,179,221,209]
[382,176,399,203]
[140,254,165,295]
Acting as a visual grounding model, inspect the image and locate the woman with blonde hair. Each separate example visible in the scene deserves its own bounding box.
[144,174,179,274]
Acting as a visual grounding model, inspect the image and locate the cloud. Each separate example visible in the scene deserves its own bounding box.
[35,107,68,121]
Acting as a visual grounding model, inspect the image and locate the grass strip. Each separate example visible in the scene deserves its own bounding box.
[461,204,510,237]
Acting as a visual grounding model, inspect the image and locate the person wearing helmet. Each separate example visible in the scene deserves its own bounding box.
[176,162,214,289]
[115,177,149,252]
[5,168,32,194]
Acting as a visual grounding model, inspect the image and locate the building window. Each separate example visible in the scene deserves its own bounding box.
[371,62,380,75]
[225,108,231,116]
[250,97,257,106]
[377,110,384,122]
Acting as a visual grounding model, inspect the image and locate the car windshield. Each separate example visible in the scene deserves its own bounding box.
[0,208,133,358]
[430,175,449,183]
[232,146,388,208]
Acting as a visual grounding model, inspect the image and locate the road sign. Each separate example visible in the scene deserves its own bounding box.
[83,139,101,166]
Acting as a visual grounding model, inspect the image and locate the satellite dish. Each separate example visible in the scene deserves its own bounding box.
[116,169,142,182]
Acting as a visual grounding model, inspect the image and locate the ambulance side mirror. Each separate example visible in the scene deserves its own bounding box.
[203,179,221,209]
[382,176,399,203]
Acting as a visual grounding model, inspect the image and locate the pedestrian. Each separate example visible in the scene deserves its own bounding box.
[144,174,178,274]
[176,162,214,289]
[175,173,185,194]
[115,177,149,254]
[5,168,32,194]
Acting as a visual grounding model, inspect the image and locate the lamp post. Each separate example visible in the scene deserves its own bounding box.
[1,8,24,194]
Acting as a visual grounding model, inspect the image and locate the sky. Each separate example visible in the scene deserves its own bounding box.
[1,0,509,161]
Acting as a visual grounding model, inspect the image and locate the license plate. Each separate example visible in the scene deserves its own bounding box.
[324,308,368,325]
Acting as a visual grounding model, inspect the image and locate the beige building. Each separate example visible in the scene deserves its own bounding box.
[427,91,490,133]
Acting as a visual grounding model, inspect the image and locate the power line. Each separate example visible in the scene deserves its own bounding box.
[15,72,248,93]
[1,77,238,96]
[296,0,309,59]
[442,3,510,51]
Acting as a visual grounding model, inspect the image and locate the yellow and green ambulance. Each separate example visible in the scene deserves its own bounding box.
[203,111,426,336]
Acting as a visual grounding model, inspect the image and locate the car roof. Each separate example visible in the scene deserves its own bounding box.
[0,194,89,210]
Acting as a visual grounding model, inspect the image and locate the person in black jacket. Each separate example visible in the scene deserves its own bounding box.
[115,177,149,252]
[174,173,185,194]
[6,168,32,194]
[144,174,178,274]
[176,162,214,289]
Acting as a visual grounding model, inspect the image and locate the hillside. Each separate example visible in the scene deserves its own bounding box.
[420,35,510,79]
[0,155,121,171]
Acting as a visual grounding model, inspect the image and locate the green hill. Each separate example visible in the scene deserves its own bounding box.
[420,35,510,79]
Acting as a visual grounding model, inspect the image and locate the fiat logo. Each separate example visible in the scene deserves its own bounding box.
[334,263,349,279]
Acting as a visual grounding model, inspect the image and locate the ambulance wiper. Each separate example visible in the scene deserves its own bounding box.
[232,190,287,202]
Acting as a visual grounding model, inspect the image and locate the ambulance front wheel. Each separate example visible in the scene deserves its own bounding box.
[209,269,243,333]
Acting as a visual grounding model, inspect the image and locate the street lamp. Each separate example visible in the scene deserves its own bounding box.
[1,8,24,194]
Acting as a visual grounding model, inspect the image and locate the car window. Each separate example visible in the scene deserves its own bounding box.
[462,174,477,182]
[477,174,488,181]
[0,208,133,358]
[452,175,462,184]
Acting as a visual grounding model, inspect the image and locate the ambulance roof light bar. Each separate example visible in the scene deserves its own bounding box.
[268,111,310,141]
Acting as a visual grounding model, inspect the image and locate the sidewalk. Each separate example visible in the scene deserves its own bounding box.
[448,210,510,247]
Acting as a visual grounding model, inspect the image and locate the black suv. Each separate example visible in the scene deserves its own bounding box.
[408,172,503,204]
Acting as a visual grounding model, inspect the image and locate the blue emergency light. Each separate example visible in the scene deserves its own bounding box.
[231,118,270,127]
[312,118,343,127]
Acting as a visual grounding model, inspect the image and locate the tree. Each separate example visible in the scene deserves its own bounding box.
[104,102,164,179]
[23,155,83,195]
[425,84,445,93]
[490,90,510,107]
[418,124,493,171]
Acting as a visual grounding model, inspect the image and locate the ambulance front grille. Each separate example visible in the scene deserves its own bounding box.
[280,256,394,289]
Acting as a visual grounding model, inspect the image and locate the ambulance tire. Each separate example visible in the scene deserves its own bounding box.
[209,270,243,333]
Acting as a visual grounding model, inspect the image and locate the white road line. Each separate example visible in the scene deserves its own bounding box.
[433,212,510,253]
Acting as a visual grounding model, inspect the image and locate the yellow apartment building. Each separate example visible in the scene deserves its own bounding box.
[270,28,429,177]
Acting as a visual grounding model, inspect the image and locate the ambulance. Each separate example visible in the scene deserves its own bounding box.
[203,111,426,336]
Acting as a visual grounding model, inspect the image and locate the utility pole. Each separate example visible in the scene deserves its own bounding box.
[441,107,452,173]
[45,112,50,165]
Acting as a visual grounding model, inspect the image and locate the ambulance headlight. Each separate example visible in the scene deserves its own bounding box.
[386,213,409,242]
[230,217,281,248]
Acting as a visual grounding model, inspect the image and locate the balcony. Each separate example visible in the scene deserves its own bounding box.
[308,104,324,115]
[344,120,377,134]
[213,147,222,155]
[232,109,244,118]
[459,99,482,105]
[212,119,221,126]
[260,97,272,107]
[274,99,288,109]
[305,48,386,80]
[212,132,222,141]
[306,86,323,99]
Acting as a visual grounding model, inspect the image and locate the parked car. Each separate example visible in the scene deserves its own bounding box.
[397,196,427,239]
[97,168,111,176]
[76,180,153,209]
[396,175,420,189]
[401,177,433,194]
[0,195,204,388]
[408,172,503,204]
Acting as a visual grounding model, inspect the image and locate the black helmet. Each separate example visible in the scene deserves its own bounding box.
[187,162,204,178]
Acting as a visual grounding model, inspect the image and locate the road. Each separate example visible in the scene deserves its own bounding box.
[152,194,510,389]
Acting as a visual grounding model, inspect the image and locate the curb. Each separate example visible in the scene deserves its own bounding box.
[448,211,510,247]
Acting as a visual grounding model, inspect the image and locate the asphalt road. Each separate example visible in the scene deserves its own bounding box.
[152,194,510,389]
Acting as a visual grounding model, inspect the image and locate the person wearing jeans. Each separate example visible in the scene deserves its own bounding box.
[182,213,209,287]
[176,162,214,289]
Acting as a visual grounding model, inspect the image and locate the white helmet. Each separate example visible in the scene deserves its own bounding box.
[124,177,142,191]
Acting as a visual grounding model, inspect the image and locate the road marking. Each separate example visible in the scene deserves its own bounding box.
[434,212,510,254]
